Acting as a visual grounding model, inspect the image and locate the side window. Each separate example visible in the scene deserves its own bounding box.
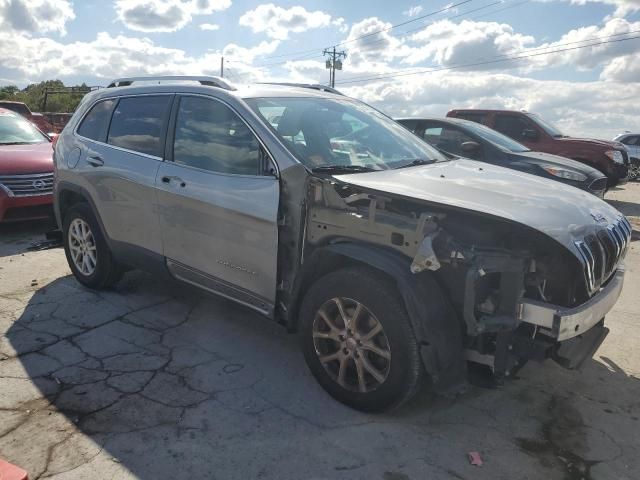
[173,96,260,176]
[622,136,638,146]
[399,120,417,132]
[494,115,531,140]
[422,126,443,145]
[433,127,475,156]
[77,99,116,142]
[107,96,172,157]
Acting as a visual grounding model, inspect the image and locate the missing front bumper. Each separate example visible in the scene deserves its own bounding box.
[519,267,624,341]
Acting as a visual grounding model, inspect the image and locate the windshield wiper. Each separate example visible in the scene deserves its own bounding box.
[311,164,378,174]
[0,142,30,145]
[394,159,436,169]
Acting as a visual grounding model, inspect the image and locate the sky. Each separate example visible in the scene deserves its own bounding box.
[0,0,638,138]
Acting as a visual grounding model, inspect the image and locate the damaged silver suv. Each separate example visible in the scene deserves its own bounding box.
[53,76,630,412]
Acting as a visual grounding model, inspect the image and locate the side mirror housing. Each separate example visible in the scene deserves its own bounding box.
[461,141,481,155]
[522,128,539,140]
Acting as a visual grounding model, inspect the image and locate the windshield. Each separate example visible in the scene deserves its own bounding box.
[461,120,530,153]
[0,113,48,145]
[245,97,448,170]
[527,113,564,138]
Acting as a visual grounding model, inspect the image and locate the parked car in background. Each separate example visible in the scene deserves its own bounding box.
[0,101,55,134]
[54,76,629,412]
[613,132,640,181]
[0,108,54,223]
[446,109,629,187]
[398,117,608,197]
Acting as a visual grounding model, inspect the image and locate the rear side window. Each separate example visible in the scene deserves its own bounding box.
[77,99,116,141]
[172,96,260,175]
[108,96,172,157]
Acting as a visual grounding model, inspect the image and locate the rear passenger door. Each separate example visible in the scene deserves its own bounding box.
[74,95,172,256]
[156,95,279,315]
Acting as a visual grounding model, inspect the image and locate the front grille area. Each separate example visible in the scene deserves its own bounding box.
[0,172,54,197]
[588,177,608,193]
[575,216,632,294]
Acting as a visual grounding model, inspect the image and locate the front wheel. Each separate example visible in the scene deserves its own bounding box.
[299,267,423,412]
[63,203,123,289]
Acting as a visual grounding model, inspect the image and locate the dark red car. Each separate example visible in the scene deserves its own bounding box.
[0,108,54,223]
[0,101,55,134]
[446,109,630,187]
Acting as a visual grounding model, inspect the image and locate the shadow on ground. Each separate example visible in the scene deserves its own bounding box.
[2,270,640,479]
[0,220,54,257]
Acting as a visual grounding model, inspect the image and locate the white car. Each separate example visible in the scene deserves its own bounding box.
[613,132,640,180]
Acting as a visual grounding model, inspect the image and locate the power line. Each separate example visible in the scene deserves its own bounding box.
[335,33,640,85]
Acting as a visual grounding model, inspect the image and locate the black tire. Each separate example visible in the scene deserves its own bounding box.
[62,203,123,289]
[299,267,422,412]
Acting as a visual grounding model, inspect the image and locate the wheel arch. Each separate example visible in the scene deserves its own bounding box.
[55,182,106,235]
[290,242,467,392]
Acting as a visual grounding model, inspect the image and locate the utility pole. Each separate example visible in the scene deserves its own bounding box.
[323,47,347,88]
[220,56,224,78]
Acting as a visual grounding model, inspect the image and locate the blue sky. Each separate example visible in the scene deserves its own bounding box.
[0,0,638,137]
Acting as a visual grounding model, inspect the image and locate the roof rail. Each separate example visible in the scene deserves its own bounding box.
[106,76,236,91]
[257,82,343,95]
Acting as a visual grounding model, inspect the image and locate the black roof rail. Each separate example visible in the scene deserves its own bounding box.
[257,82,343,95]
[106,76,236,91]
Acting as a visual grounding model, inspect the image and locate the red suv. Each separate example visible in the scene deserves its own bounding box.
[0,108,54,223]
[446,109,629,187]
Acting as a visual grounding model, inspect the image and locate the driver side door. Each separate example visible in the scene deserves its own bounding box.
[156,95,280,316]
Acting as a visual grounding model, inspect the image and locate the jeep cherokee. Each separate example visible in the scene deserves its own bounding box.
[53,77,631,412]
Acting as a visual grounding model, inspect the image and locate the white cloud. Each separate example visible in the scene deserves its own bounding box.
[527,18,640,70]
[115,0,231,33]
[341,71,639,138]
[405,19,535,67]
[0,0,75,35]
[199,23,220,31]
[238,4,336,40]
[600,53,640,81]
[552,0,640,18]
[403,5,424,17]
[343,17,414,66]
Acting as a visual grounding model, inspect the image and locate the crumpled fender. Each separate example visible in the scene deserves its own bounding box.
[322,242,467,393]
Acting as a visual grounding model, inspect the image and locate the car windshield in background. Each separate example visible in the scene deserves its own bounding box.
[0,113,48,145]
[245,97,448,171]
[527,113,564,138]
[462,120,530,153]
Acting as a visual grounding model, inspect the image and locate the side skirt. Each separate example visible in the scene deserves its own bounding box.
[166,259,275,318]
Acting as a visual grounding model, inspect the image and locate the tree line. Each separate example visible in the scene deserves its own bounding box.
[0,80,94,113]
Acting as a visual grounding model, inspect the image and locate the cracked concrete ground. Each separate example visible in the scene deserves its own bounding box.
[1,184,639,480]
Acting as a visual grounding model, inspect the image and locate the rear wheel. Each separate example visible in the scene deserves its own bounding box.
[299,267,422,412]
[63,203,123,289]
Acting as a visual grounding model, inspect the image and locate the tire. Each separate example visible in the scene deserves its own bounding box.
[299,267,422,412]
[62,203,123,289]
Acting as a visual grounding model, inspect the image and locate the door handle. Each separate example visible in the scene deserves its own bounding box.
[87,156,104,167]
[161,176,186,187]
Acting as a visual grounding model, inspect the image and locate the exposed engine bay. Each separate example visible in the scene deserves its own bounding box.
[292,176,615,387]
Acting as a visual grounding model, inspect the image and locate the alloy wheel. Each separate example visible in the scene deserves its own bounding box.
[68,218,97,276]
[312,297,391,393]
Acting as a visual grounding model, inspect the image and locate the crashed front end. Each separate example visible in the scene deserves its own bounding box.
[304,171,630,387]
